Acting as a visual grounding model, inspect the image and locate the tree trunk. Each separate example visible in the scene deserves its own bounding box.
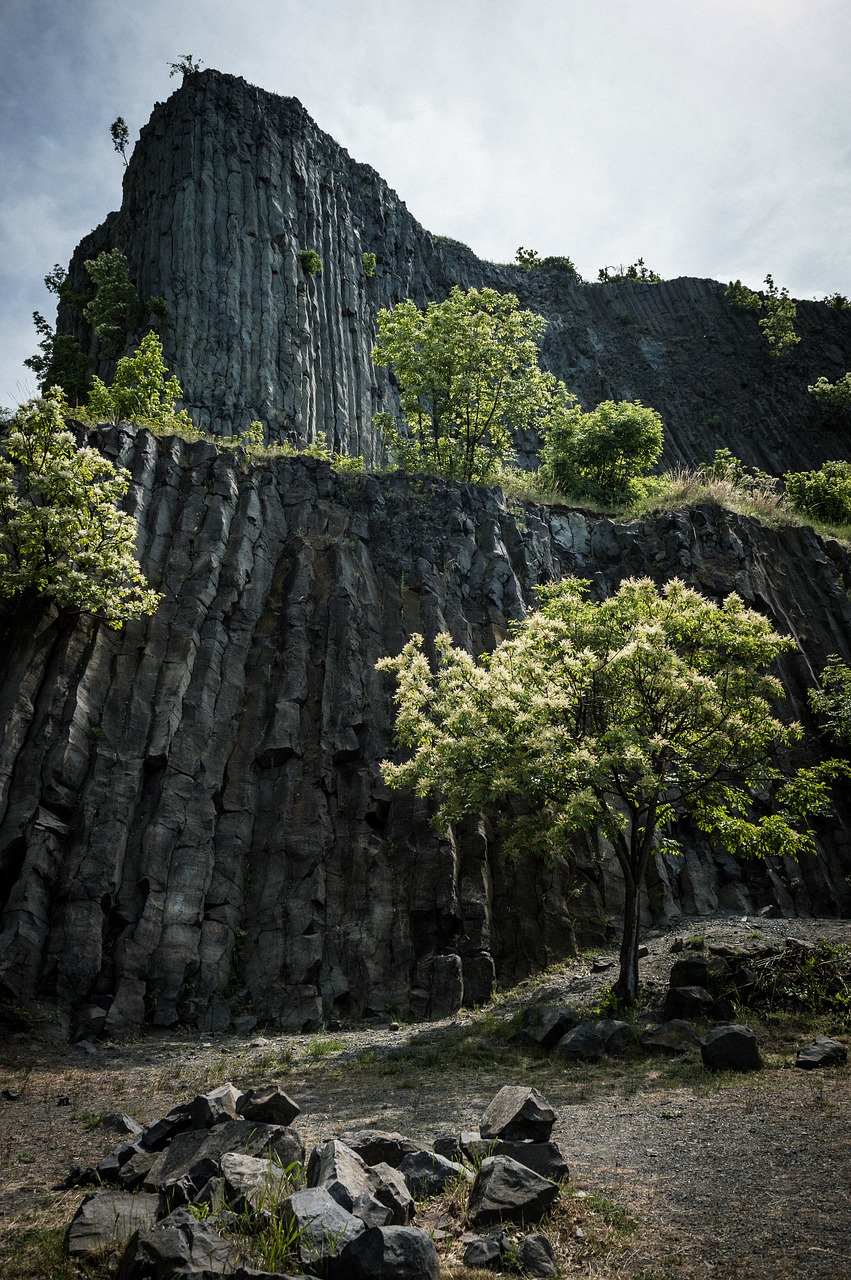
[614,868,642,1004]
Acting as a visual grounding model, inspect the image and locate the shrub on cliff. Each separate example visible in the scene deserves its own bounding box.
[372,285,575,484]
[808,372,851,420]
[378,576,847,1004]
[784,460,851,527]
[0,388,161,626]
[86,332,193,429]
[540,398,664,502]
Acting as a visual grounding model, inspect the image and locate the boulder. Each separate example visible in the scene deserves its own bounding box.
[479,1086,557,1142]
[518,1005,583,1050]
[66,1192,160,1257]
[641,1019,699,1055]
[139,1104,193,1151]
[339,1130,429,1168]
[143,1120,304,1194]
[371,1162,415,1225]
[333,1224,440,1280]
[397,1150,471,1199]
[117,1210,240,1279]
[468,1156,560,1227]
[592,1019,636,1055]
[554,1024,605,1063]
[461,1137,569,1182]
[236,1084,301,1126]
[307,1140,379,1211]
[795,1036,848,1070]
[669,956,709,988]
[190,1082,242,1128]
[463,1232,506,1269]
[700,1024,762,1072]
[220,1151,294,1216]
[663,986,713,1019]
[279,1186,364,1273]
[519,1232,558,1277]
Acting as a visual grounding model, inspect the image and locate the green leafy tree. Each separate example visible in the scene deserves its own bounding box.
[25,265,92,403]
[86,331,192,428]
[362,251,377,278]
[515,247,580,278]
[724,280,763,313]
[540,398,664,500]
[110,116,130,166]
[760,274,799,358]
[784,460,851,527]
[83,248,145,358]
[808,656,851,748]
[378,576,845,1002]
[372,285,575,484]
[0,388,160,626]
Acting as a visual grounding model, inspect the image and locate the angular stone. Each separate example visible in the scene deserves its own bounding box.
[592,1019,635,1055]
[139,1104,193,1151]
[795,1036,848,1070]
[664,986,714,1019]
[220,1151,294,1215]
[116,1211,240,1279]
[555,1024,605,1063]
[371,1162,415,1225]
[519,1232,558,1277]
[700,1024,762,1072]
[641,1019,699,1055]
[237,1084,301,1126]
[307,1139,380,1212]
[101,1112,143,1137]
[334,1225,440,1280]
[669,956,710,988]
[144,1120,304,1193]
[468,1156,560,1227]
[66,1192,160,1257]
[279,1186,364,1272]
[339,1130,429,1168]
[518,1004,583,1050]
[462,1139,569,1183]
[397,1150,471,1199]
[479,1086,557,1142]
[190,1081,242,1128]
[463,1234,505,1269]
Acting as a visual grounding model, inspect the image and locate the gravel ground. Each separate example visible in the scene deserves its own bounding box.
[0,912,849,1279]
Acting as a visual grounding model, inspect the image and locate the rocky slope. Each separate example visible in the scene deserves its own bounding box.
[1,427,849,1037]
[57,70,851,473]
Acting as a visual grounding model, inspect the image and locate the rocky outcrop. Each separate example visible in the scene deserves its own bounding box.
[57,70,851,472]
[0,426,850,1036]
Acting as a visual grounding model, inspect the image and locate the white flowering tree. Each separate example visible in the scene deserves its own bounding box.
[0,387,161,627]
[378,577,846,1003]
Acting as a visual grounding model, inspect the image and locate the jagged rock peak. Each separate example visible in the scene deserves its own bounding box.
[57,69,851,472]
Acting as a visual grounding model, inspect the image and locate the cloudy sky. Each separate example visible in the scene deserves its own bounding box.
[2,0,849,407]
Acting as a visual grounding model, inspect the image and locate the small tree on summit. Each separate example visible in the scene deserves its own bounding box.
[110,117,130,167]
[378,577,847,1003]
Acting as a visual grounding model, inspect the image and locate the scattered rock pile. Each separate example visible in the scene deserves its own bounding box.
[64,1083,568,1278]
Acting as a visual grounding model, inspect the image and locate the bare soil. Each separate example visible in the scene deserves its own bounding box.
[1,913,849,1280]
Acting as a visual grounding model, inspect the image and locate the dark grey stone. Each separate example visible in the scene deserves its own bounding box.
[555,1024,605,1063]
[116,1213,240,1279]
[463,1234,505,1269]
[279,1186,364,1273]
[66,1192,160,1257]
[641,1019,699,1055]
[144,1120,304,1193]
[519,1232,558,1277]
[592,1019,636,1055]
[397,1150,471,1199]
[518,1004,583,1050]
[190,1082,242,1128]
[462,1138,569,1182]
[479,1086,557,1142]
[700,1024,762,1072]
[468,1156,560,1227]
[237,1085,301,1127]
[333,1225,440,1280]
[669,956,710,988]
[795,1036,848,1070]
[340,1131,429,1169]
[664,986,714,1019]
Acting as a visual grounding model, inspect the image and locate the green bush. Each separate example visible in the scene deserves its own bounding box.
[724,280,762,313]
[784,460,851,526]
[83,248,145,357]
[808,372,851,419]
[298,249,323,276]
[86,332,192,429]
[824,292,851,310]
[540,398,665,501]
[362,251,377,278]
[515,247,581,278]
[809,656,851,748]
[759,274,800,357]
[598,259,662,283]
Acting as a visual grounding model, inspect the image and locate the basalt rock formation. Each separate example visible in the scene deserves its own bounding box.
[57,70,851,472]
[5,71,851,1037]
[0,426,849,1037]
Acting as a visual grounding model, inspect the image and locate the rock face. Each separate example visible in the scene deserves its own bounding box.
[57,70,851,473]
[1,428,851,1035]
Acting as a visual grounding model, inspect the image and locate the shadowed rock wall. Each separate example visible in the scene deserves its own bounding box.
[1,428,850,1037]
[58,70,851,473]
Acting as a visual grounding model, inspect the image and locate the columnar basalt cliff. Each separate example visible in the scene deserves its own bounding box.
[6,71,851,1038]
[58,70,851,472]
[1,428,850,1037]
